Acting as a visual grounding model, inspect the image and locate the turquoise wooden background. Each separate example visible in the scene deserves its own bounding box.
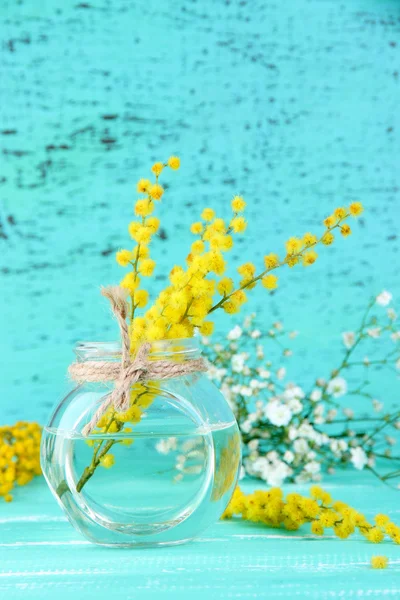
[1,1,400,598]
[1,0,399,425]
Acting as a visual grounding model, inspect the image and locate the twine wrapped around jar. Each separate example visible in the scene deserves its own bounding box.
[68,286,208,436]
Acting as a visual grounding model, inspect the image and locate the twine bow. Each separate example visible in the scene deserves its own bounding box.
[68,286,208,436]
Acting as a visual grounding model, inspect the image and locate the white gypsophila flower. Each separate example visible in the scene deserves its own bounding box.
[201,336,210,346]
[396,358,400,371]
[385,435,396,446]
[372,399,384,412]
[287,398,303,415]
[230,342,238,351]
[249,379,259,389]
[283,385,305,401]
[256,343,264,355]
[240,419,253,434]
[288,425,299,441]
[387,308,397,321]
[257,368,271,379]
[310,389,322,402]
[330,439,348,457]
[289,330,299,339]
[313,404,325,425]
[283,349,293,357]
[274,321,283,331]
[326,408,337,421]
[326,376,348,398]
[265,462,293,487]
[376,290,393,307]
[267,450,279,462]
[363,356,370,366]
[293,438,309,455]
[307,450,316,460]
[350,446,368,470]
[316,378,326,387]
[231,353,246,373]
[264,401,292,427]
[243,366,251,376]
[367,327,381,338]
[304,461,321,475]
[250,329,262,339]
[207,366,227,382]
[214,343,223,352]
[295,471,312,484]
[391,331,400,342]
[248,439,259,451]
[240,386,253,398]
[342,331,356,349]
[227,325,242,340]
[156,437,178,454]
[343,408,354,419]
[283,450,294,464]
[276,367,286,380]
[247,454,293,487]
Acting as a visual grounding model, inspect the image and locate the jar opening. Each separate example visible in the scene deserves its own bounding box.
[74,338,201,362]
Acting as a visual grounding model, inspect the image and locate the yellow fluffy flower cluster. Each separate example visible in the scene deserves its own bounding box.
[0,421,42,502]
[222,486,400,545]
[116,158,364,350]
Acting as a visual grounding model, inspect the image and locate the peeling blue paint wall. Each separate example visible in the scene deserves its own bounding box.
[1,0,399,422]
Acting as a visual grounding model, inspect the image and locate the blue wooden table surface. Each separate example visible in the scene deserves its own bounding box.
[1,472,399,599]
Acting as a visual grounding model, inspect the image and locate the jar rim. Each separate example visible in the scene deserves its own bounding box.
[74,338,201,361]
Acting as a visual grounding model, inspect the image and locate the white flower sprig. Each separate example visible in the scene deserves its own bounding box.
[201,291,400,487]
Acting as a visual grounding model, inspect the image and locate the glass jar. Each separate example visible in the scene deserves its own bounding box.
[41,338,241,547]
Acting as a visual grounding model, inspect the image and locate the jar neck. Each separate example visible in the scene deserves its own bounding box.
[74,338,202,363]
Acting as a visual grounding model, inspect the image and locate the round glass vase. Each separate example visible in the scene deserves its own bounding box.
[41,338,241,547]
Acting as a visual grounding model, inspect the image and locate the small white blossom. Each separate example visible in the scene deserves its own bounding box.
[310,389,322,402]
[156,437,177,454]
[326,409,337,421]
[385,435,396,446]
[248,439,259,451]
[287,398,303,415]
[387,308,397,321]
[376,290,392,307]
[231,353,246,373]
[276,367,286,380]
[372,399,383,412]
[342,331,356,349]
[283,385,305,401]
[391,331,400,342]
[289,330,299,339]
[293,438,309,455]
[367,327,381,338]
[343,408,354,419]
[250,329,262,339]
[350,446,368,470]
[240,385,253,397]
[283,450,294,464]
[227,325,242,340]
[257,368,271,379]
[264,402,292,427]
[327,376,347,398]
[304,461,321,475]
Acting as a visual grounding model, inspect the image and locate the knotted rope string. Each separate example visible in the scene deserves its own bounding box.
[68,286,208,436]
